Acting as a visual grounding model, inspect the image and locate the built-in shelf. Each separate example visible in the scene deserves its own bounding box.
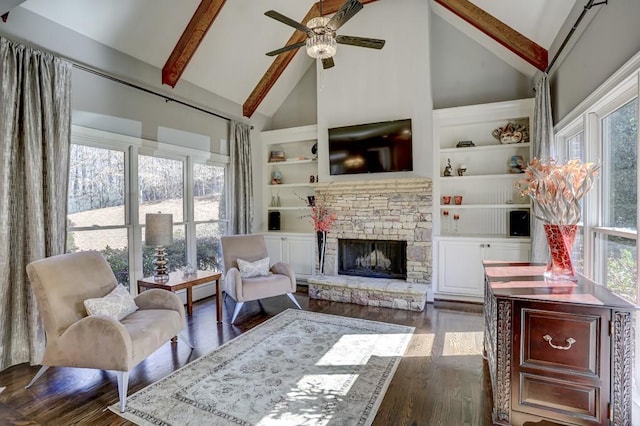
[262,124,318,234]
[440,173,525,180]
[266,159,317,166]
[267,183,315,188]
[440,142,530,154]
[266,206,311,211]
[433,98,534,302]
[439,203,531,209]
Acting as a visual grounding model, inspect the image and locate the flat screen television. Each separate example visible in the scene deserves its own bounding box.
[328,118,413,175]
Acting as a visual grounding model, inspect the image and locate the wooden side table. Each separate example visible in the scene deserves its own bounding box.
[137,270,223,322]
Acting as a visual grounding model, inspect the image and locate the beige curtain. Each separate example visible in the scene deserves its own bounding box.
[229,121,253,234]
[531,73,555,262]
[0,37,72,371]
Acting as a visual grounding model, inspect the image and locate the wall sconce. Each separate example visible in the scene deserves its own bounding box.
[145,213,173,282]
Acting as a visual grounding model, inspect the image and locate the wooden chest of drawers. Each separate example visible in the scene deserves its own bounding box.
[483,262,635,426]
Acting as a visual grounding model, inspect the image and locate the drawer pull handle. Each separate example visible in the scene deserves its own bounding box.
[543,334,576,350]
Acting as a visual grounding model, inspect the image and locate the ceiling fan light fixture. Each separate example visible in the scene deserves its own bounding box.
[305,17,336,59]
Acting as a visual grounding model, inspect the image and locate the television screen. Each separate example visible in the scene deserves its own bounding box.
[328,118,413,175]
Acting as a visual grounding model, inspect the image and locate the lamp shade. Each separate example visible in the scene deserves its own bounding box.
[145,213,173,247]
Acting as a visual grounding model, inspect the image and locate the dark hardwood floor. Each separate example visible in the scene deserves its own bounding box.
[0,287,493,425]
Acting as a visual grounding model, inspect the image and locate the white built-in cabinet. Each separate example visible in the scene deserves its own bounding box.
[433,99,534,302]
[437,238,531,300]
[263,234,315,279]
[260,125,318,280]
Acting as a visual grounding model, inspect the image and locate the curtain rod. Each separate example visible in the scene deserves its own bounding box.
[545,0,607,74]
[73,63,253,129]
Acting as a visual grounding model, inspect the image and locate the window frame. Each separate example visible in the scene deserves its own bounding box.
[554,56,640,415]
[68,125,230,291]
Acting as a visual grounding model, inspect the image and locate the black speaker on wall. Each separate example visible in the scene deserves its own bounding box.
[509,210,530,237]
[268,211,281,231]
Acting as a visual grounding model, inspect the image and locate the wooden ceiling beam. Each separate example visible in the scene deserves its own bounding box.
[242,0,379,118]
[162,0,226,88]
[434,0,547,71]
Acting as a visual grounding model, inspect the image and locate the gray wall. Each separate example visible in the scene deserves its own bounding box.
[0,7,270,151]
[317,0,432,180]
[270,63,317,130]
[550,0,640,123]
[429,12,533,109]
[270,7,535,129]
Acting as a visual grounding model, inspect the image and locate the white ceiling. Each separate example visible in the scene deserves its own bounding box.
[16,0,576,117]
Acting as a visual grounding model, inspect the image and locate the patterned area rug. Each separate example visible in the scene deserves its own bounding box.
[110,309,414,425]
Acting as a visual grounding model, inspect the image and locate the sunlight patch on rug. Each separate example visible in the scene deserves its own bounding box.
[110,309,414,425]
[315,333,411,366]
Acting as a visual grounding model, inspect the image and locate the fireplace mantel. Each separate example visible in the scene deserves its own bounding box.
[315,178,431,195]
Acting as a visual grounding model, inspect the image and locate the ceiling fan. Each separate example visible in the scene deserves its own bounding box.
[265,0,385,69]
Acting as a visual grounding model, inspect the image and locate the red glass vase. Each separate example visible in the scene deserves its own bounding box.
[543,224,578,280]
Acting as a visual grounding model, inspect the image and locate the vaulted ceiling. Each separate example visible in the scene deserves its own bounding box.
[8,0,576,118]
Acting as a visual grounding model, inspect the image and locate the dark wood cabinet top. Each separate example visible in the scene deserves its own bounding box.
[483,261,635,310]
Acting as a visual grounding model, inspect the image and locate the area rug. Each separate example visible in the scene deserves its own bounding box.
[110,309,414,425]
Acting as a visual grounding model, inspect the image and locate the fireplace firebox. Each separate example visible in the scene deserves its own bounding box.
[338,239,407,279]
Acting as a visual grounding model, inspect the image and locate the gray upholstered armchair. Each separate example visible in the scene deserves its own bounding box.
[221,234,302,324]
[25,251,191,412]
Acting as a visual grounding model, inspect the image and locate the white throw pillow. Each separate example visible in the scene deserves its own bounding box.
[84,284,139,321]
[237,257,270,278]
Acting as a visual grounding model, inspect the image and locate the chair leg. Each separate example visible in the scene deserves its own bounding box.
[177,331,194,349]
[116,371,129,413]
[287,293,302,310]
[231,302,244,324]
[25,365,49,389]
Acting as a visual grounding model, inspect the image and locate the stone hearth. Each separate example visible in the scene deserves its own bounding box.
[308,275,428,311]
[310,178,432,310]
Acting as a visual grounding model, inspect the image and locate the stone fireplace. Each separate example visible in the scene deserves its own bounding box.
[308,178,432,311]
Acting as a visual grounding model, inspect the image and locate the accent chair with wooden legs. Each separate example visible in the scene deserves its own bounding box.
[25,250,192,412]
[220,234,302,324]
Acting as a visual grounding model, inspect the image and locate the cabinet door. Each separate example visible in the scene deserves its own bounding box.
[283,235,315,277]
[263,235,285,264]
[484,241,530,262]
[438,240,484,296]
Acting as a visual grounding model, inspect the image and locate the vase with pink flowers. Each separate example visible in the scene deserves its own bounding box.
[311,204,337,274]
[515,158,599,280]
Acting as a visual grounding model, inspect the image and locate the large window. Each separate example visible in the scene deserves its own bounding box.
[563,131,586,274]
[595,99,638,303]
[67,144,130,286]
[193,163,226,271]
[555,60,640,416]
[67,128,229,289]
[139,154,186,278]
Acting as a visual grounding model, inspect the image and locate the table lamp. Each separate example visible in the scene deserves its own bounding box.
[145,213,173,282]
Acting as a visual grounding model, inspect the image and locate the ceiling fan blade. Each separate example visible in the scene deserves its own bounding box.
[336,35,385,49]
[326,0,363,31]
[266,41,306,57]
[265,10,312,35]
[322,57,335,69]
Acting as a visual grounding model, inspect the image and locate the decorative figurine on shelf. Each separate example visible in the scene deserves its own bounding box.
[457,164,467,176]
[443,158,453,177]
[271,170,282,185]
[509,155,525,174]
